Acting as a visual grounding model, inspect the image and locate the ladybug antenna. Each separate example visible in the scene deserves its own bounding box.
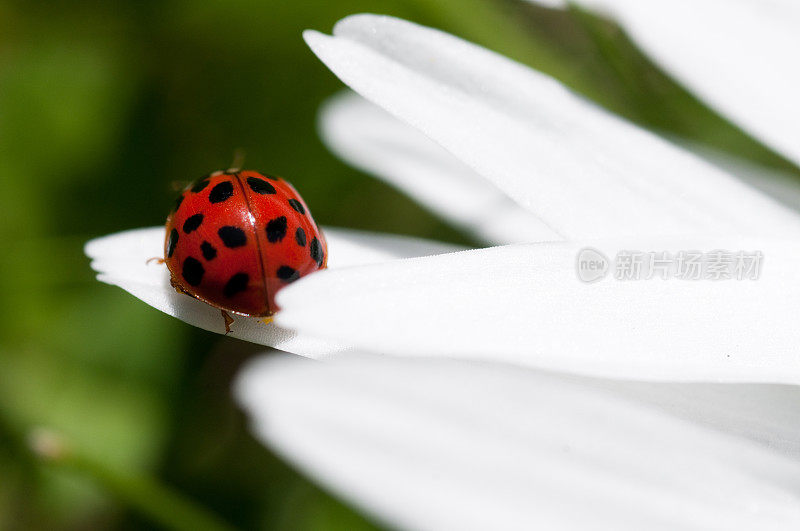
[228,148,246,173]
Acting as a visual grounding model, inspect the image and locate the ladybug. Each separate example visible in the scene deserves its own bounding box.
[163,169,327,332]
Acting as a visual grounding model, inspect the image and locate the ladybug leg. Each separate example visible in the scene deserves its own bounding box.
[169,277,188,295]
[146,257,165,265]
[261,316,274,325]
[221,310,234,335]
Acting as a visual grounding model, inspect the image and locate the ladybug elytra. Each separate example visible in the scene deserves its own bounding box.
[164,169,327,331]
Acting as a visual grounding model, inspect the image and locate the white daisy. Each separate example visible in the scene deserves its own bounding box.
[87,8,800,529]
[271,14,800,383]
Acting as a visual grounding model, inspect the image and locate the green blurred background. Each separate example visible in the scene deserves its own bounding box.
[1,0,796,529]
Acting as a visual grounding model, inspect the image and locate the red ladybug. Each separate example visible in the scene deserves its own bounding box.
[164,169,327,331]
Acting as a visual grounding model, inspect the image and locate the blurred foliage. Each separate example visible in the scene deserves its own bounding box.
[0,0,794,529]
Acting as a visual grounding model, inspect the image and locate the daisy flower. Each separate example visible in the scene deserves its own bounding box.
[87,7,800,529]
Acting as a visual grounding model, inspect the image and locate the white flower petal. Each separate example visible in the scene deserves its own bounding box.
[277,237,800,383]
[304,15,800,240]
[323,225,462,268]
[320,91,559,244]
[85,226,458,356]
[593,378,800,458]
[543,0,800,167]
[692,145,800,215]
[236,355,800,530]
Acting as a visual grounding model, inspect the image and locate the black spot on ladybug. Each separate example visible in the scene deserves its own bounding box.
[295,227,306,247]
[266,216,287,243]
[183,213,204,234]
[209,181,234,203]
[223,272,249,297]
[173,194,184,212]
[201,241,217,261]
[310,237,324,267]
[191,179,210,193]
[288,199,305,215]
[277,265,299,283]
[182,257,204,286]
[167,228,179,258]
[218,226,247,248]
[247,176,276,195]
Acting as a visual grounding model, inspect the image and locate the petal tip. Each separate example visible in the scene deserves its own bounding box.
[83,234,108,260]
[302,29,328,48]
[331,13,384,36]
